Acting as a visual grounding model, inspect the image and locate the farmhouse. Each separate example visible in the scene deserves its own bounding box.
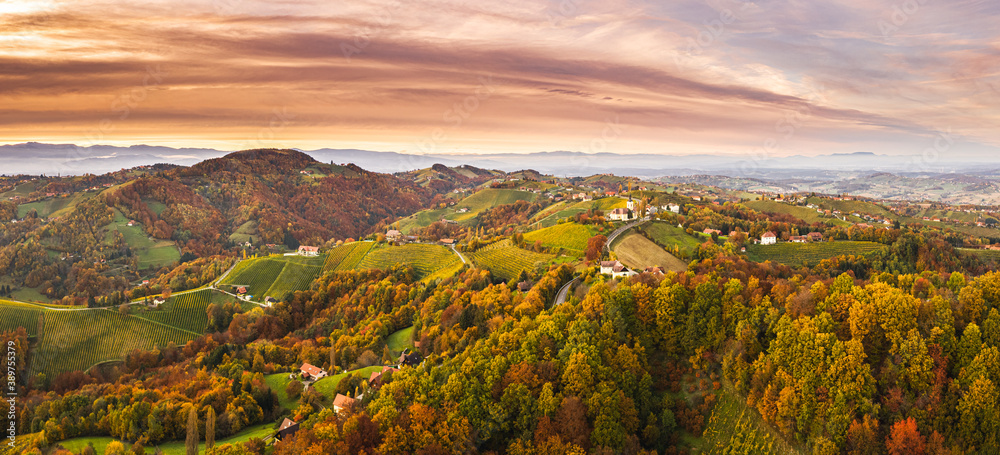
[276,418,299,440]
[600,261,621,275]
[668,204,681,213]
[386,229,402,241]
[790,235,808,243]
[236,286,248,295]
[600,260,635,278]
[298,246,320,256]
[439,238,455,245]
[761,232,777,245]
[333,394,356,413]
[703,229,722,236]
[808,232,823,242]
[300,362,327,380]
[264,296,277,306]
[151,297,165,307]
[398,350,422,367]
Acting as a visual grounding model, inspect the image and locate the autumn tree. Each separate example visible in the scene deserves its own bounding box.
[186,406,199,455]
[586,235,607,262]
[206,406,216,450]
[886,418,925,455]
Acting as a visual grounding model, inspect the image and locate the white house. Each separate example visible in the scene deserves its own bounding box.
[667,204,680,214]
[607,208,633,221]
[761,232,777,245]
[600,261,620,275]
[298,246,320,256]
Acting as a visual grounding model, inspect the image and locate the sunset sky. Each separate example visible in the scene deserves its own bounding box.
[1,0,999,158]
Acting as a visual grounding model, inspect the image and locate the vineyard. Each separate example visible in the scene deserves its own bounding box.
[450,189,537,222]
[0,300,45,337]
[699,387,800,455]
[356,243,461,279]
[324,241,376,272]
[523,222,595,253]
[217,255,324,299]
[961,248,1000,262]
[641,222,709,258]
[31,309,197,377]
[265,260,323,298]
[468,239,554,280]
[746,241,884,266]
[138,289,240,333]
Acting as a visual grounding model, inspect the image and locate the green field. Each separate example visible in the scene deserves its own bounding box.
[523,222,595,253]
[31,309,198,377]
[138,289,246,333]
[808,197,896,220]
[219,255,323,300]
[745,200,833,224]
[323,241,376,272]
[386,326,415,356]
[356,244,461,280]
[228,220,259,244]
[107,210,180,269]
[0,299,45,336]
[467,239,555,280]
[612,233,687,272]
[16,191,98,219]
[451,188,537,221]
[397,188,538,232]
[639,222,705,257]
[265,372,300,410]
[531,197,627,228]
[746,241,883,266]
[313,366,384,400]
[54,421,277,455]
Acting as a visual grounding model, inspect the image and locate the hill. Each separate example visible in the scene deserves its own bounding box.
[396,188,538,233]
[0,149,442,303]
[612,233,687,272]
[30,309,198,378]
[523,222,596,254]
[355,243,463,281]
[218,254,325,300]
[746,241,883,266]
[467,239,556,280]
[638,222,705,258]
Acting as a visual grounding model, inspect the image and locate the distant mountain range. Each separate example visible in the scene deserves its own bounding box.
[2,142,996,178]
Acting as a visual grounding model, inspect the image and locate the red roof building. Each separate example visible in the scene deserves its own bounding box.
[300,363,327,380]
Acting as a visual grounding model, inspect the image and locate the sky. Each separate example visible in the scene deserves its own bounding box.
[1,0,999,159]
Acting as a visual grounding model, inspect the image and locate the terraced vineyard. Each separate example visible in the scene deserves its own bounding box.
[219,255,325,299]
[31,310,197,377]
[746,241,884,266]
[468,239,555,280]
[357,243,461,279]
[0,300,45,336]
[324,241,376,272]
[523,222,595,253]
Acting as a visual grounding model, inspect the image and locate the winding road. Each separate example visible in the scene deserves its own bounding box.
[554,277,579,306]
